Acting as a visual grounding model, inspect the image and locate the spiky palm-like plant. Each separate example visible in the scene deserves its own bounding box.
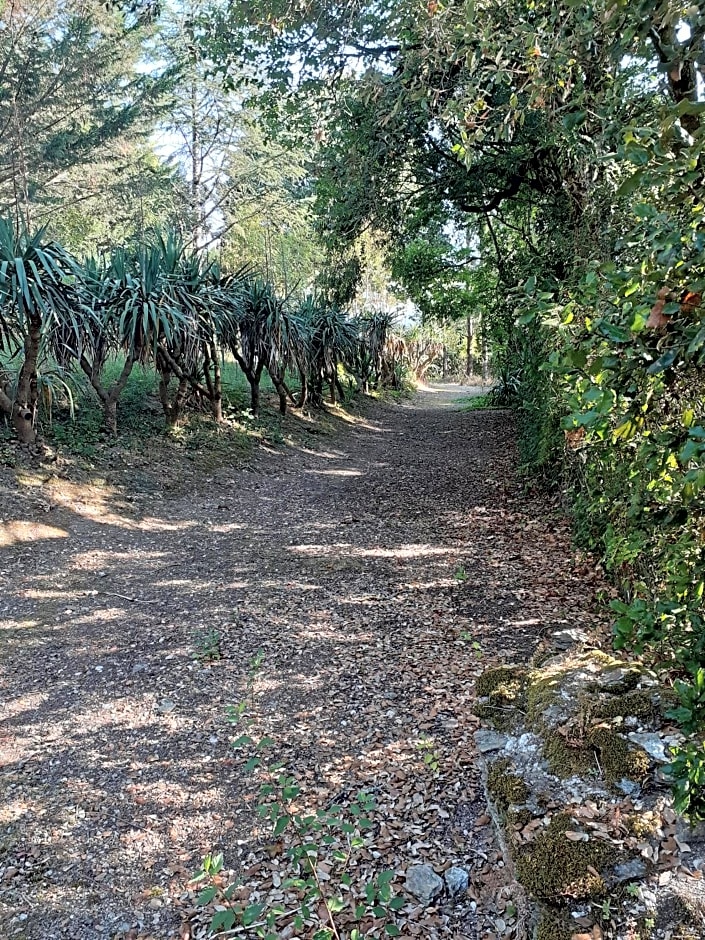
[302,297,357,405]
[0,218,80,442]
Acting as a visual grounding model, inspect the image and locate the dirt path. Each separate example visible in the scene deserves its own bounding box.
[0,386,603,940]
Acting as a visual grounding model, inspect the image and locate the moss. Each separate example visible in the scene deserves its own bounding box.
[475,665,526,698]
[593,689,659,722]
[506,806,533,831]
[658,688,679,717]
[526,671,564,725]
[625,813,660,839]
[542,727,649,785]
[588,727,650,784]
[475,665,528,731]
[515,813,618,901]
[487,758,529,811]
[473,702,518,731]
[543,732,595,778]
[535,908,575,940]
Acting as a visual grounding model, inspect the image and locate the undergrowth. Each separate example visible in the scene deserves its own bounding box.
[191,654,405,939]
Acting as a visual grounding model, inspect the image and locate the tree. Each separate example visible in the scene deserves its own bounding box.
[0,0,172,233]
[0,218,81,443]
[220,122,323,293]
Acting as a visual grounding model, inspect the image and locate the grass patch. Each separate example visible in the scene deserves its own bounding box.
[456,393,493,410]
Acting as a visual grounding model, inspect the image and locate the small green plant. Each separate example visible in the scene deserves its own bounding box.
[454,566,467,582]
[416,736,441,775]
[665,741,705,821]
[194,655,405,938]
[666,668,705,735]
[460,634,483,657]
[192,628,222,663]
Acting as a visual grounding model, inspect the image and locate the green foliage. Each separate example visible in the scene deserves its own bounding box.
[666,742,705,822]
[192,628,222,664]
[0,0,174,241]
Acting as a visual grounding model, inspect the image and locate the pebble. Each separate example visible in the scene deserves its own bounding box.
[405,864,444,904]
[444,866,469,899]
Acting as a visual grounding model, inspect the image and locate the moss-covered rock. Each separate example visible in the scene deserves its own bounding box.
[515,813,618,901]
[475,665,527,698]
[592,688,660,722]
[535,908,577,940]
[526,671,565,726]
[543,732,596,778]
[487,758,529,811]
[588,727,650,784]
[506,806,533,832]
[542,726,650,785]
[474,665,529,730]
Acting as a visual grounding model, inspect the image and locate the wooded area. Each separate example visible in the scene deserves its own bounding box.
[1,1,704,938]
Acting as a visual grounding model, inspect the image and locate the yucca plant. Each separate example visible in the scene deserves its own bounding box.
[353,310,397,391]
[201,260,250,421]
[262,295,307,416]
[302,298,358,405]
[48,253,135,435]
[221,278,281,417]
[0,218,81,443]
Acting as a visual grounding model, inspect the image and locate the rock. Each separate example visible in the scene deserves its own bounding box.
[627,732,668,763]
[405,864,444,904]
[612,859,648,884]
[475,729,508,754]
[157,699,176,714]
[552,628,589,650]
[597,668,634,690]
[444,866,469,899]
[615,778,640,796]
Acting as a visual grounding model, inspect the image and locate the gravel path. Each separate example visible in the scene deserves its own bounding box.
[0,386,602,939]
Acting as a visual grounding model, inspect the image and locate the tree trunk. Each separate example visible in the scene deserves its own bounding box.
[158,366,189,427]
[442,345,448,381]
[203,340,223,422]
[81,351,136,436]
[0,374,12,422]
[273,379,287,415]
[210,342,223,422]
[249,378,260,416]
[102,398,118,436]
[297,373,308,409]
[466,315,475,378]
[13,317,40,443]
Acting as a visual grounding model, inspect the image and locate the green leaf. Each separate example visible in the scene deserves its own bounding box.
[273,815,290,837]
[563,109,586,130]
[242,903,265,926]
[616,169,645,198]
[196,886,217,906]
[647,348,679,374]
[210,910,237,931]
[385,926,402,937]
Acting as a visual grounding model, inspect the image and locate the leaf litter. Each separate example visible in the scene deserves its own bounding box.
[0,385,609,939]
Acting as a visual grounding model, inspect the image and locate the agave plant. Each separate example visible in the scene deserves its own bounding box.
[0,217,81,442]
